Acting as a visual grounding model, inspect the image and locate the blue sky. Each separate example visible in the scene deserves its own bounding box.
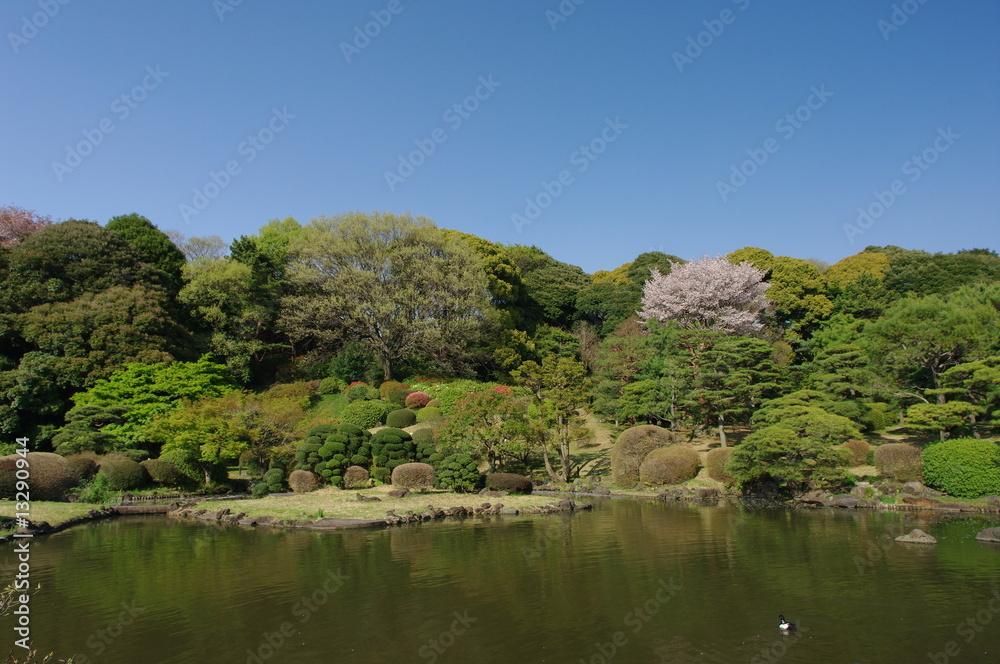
[3,0,998,273]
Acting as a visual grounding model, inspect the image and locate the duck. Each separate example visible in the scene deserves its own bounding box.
[778,615,796,631]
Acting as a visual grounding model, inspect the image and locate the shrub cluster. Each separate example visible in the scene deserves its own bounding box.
[391,462,435,490]
[485,472,533,494]
[319,376,347,395]
[65,453,99,481]
[840,439,872,466]
[370,428,417,474]
[343,465,370,489]
[705,447,734,485]
[386,408,417,429]
[611,425,674,487]
[99,458,149,491]
[372,467,391,484]
[253,467,286,497]
[379,381,413,405]
[345,384,371,403]
[639,446,700,486]
[432,453,482,492]
[296,423,372,486]
[340,400,395,429]
[404,391,431,409]
[416,407,443,424]
[141,459,188,487]
[873,443,923,482]
[289,469,319,493]
[0,453,79,501]
[923,438,1000,498]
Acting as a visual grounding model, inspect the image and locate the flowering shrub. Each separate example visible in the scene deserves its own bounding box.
[404,391,431,408]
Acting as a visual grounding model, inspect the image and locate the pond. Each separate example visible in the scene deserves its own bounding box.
[2,499,999,663]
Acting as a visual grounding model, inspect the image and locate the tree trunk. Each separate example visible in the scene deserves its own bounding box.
[378,354,392,381]
[717,412,727,447]
[559,440,571,483]
[542,444,561,482]
[971,413,980,439]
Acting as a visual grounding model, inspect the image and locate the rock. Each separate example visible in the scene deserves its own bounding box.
[500,507,519,516]
[557,499,575,510]
[902,496,938,508]
[387,489,409,499]
[592,485,611,496]
[903,481,924,494]
[797,490,827,505]
[480,503,491,509]
[696,488,719,500]
[975,527,1000,543]
[895,529,937,544]
[481,490,507,498]
[934,503,963,512]
[356,493,382,502]
[827,495,859,509]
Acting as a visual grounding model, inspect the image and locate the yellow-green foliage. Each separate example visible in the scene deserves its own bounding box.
[705,447,734,485]
[840,439,872,466]
[639,446,700,486]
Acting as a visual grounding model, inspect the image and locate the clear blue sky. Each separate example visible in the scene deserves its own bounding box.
[3,0,998,273]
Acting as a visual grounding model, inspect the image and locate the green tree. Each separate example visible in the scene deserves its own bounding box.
[504,245,590,328]
[106,213,185,295]
[282,212,491,380]
[727,423,853,495]
[940,357,1000,436]
[434,385,533,472]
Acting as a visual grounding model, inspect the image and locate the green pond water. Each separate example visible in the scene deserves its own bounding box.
[3,499,999,664]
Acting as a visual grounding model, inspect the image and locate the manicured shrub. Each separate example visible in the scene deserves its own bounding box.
[867,402,894,432]
[289,469,319,493]
[319,376,347,394]
[346,384,370,402]
[433,453,482,492]
[379,381,413,405]
[391,462,435,490]
[404,391,431,409]
[411,427,435,448]
[0,453,79,502]
[923,438,1000,498]
[372,467,390,484]
[416,407,443,423]
[343,465,370,489]
[121,448,151,463]
[65,453,99,481]
[370,427,417,472]
[297,423,372,487]
[485,472,533,494]
[263,467,286,492]
[874,443,923,482]
[426,398,442,409]
[340,400,395,429]
[611,425,674,487]
[141,459,188,487]
[98,458,149,491]
[386,408,417,428]
[840,439,872,466]
[705,447,734,485]
[639,447,700,486]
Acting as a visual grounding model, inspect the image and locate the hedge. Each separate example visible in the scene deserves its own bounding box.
[485,472,532,494]
[705,447,734,485]
[343,465,370,489]
[391,462,435,490]
[141,459,188,487]
[98,458,149,491]
[340,400,395,429]
[0,453,79,502]
[840,439,872,466]
[386,408,417,429]
[289,469,319,493]
[873,443,923,482]
[923,437,1000,498]
[639,446,700,486]
[433,453,482,492]
[416,407,443,424]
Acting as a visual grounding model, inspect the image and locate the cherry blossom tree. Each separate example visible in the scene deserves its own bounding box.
[638,256,771,336]
[0,205,53,247]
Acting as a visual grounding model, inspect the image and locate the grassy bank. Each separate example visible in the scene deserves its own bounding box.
[0,501,101,528]
[193,485,561,521]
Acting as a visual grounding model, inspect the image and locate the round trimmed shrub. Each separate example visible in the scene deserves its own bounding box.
[288,469,319,493]
[404,391,431,409]
[319,376,347,394]
[340,400,395,429]
[840,439,872,466]
[705,447,734,485]
[140,459,188,487]
[0,453,79,501]
[433,453,482,492]
[391,462,435,490]
[485,472,532,494]
[263,467,286,492]
[923,437,1000,498]
[370,427,416,473]
[65,453,99,481]
[121,448,150,463]
[98,458,149,491]
[343,465,370,489]
[386,408,417,429]
[639,447,700,486]
[426,398,442,409]
[416,407,443,424]
[611,425,674,487]
[874,443,923,482]
[346,384,370,402]
[379,381,412,405]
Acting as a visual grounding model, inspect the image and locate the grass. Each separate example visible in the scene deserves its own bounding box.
[0,501,102,527]
[192,485,561,521]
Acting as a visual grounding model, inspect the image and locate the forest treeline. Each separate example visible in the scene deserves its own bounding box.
[1,206,998,487]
